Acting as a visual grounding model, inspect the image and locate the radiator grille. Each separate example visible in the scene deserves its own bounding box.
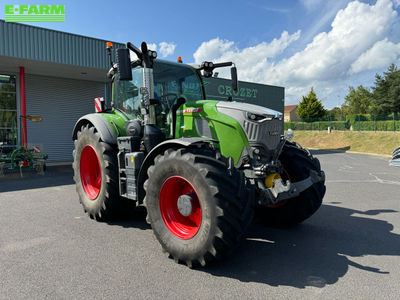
[243,119,282,150]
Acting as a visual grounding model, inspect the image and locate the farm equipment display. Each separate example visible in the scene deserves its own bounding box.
[0,115,47,175]
[72,41,326,267]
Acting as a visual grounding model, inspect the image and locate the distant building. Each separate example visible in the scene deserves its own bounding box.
[284,105,300,122]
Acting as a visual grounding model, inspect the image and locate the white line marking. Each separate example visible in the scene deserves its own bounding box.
[327,175,400,186]
[1,237,51,252]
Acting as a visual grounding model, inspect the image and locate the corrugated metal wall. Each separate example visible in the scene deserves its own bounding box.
[25,74,104,161]
[0,20,124,69]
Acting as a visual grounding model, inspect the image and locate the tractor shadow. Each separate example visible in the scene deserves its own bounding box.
[106,206,151,230]
[0,165,74,192]
[203,204,400,288]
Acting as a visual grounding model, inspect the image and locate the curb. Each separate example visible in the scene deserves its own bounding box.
[307,147,391,158]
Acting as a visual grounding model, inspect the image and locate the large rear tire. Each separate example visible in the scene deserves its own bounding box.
[144,147,254,267]
[256,142,326,226]
[73,124,135,221]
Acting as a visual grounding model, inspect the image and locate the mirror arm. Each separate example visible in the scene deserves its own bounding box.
[126,42,142,60]
[131,60,142,68]
[213,62,232,68]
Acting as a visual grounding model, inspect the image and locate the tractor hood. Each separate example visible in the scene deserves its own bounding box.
[215,101,283,152]
[216,102,282,120]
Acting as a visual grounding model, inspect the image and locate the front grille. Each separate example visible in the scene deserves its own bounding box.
[243,119,282,150]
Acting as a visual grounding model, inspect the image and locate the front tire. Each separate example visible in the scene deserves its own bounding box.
[73,124,134,221]
[256,142,326,226]
[144,147,254,267]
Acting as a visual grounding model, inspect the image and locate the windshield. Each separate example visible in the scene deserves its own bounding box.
[113,61,204,115]
[153,61,204,137]
[153,60,204,105]
[112,60,204,137]
[112,67,142,118]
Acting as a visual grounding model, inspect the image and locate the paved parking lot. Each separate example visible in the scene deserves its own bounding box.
[0,151,399,299]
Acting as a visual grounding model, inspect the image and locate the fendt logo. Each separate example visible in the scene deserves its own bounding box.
[5,5,65,22]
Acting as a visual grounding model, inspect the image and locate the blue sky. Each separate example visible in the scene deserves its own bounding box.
[2,0,400,108]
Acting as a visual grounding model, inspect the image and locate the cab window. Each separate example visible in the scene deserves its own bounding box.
[112,66,142,118]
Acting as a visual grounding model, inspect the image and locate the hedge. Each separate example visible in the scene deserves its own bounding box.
[284,120,400,131]
[284,121,347,131]
[351,120,400,131]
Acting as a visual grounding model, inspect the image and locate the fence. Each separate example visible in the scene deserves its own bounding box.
[284,114,400,132]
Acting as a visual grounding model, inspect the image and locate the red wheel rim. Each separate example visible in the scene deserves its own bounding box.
[80,145,102,200]
[159,176,202,239]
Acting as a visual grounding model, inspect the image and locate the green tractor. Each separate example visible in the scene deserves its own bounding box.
[72,42,326,267]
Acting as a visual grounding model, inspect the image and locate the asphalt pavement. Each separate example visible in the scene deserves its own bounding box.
[0,152,399,299]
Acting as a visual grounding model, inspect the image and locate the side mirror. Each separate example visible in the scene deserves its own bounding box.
[117,48,132,81]
[231,66,238,92]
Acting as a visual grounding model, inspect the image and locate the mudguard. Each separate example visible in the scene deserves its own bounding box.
[137,137,216,203]
[72,113,117,144]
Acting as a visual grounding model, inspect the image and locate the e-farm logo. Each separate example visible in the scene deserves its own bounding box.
[5,5,65,22]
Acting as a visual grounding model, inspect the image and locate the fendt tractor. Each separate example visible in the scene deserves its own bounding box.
[72,42,326,267]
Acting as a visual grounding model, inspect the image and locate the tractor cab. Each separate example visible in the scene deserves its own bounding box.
[108,42,238,142]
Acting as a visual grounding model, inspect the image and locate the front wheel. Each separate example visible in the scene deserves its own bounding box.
[73,124,134,221]
[144,148,254,267]
[256,142,326,226]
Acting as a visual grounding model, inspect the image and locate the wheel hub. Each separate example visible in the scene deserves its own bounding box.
[177,194,193,217]
[159,176,202,239]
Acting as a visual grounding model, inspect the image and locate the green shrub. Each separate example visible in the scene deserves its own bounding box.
[345,114,370,126]
[284,121,347,131]
[352,120,400,131]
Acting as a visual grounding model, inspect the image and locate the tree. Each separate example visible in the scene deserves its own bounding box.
[372,64,400,115]
[297,87,325,121]
[325,107,343,120]
[341,85,373,114]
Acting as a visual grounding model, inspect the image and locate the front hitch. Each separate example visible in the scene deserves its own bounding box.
[257,170,325,206]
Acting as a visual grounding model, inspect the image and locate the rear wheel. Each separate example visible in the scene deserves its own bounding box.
[144,147,254,267]
[73,124,135,221]
[256,142,326,226]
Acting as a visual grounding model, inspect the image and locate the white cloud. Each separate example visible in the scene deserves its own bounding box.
[193,38,235,63]
[193,31,300,82]
[130,51,137,61]
[192,0,399,107]
[129,42,176,60]
[158,42,176,58]
[350,38,400,74]
[301,0,350,44]
[300,0,325,11]
[147,43,158,51]
[269,0,397,84]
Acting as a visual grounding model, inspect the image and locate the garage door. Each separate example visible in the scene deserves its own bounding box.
[26,74,105,162]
